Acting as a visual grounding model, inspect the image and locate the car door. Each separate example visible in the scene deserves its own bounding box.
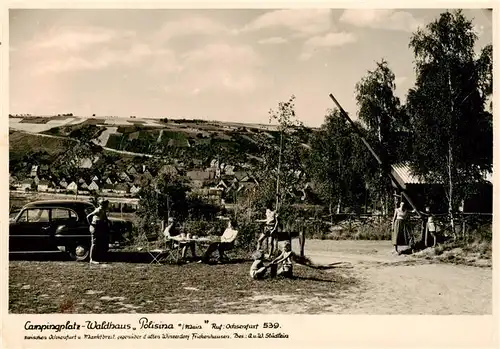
[10,208,53,252]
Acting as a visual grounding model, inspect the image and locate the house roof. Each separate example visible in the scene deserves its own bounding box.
[234,171,249,181]
[187,170,213,181]
[159,164,178,174]
[126,164,138,173]
[391,164,426,185]
[224,165,235,173]
[391,163,493,186]
[115,183,129,191]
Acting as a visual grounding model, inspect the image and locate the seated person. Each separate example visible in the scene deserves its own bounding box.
[270,241,294,278]
[199,219,238,263]
[249,250,268,280]
[163,217,198,260]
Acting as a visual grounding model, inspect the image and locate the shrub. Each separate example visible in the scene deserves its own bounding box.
[235,221,260,253]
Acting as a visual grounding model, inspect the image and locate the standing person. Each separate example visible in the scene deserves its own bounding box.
[392,201,411,254]
[424,206,437,247]
[256,201,279,256]
[86,198,110,264]
[164,217,198,261]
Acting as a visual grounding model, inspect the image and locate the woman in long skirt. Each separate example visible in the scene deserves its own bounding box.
[392,201,410,254]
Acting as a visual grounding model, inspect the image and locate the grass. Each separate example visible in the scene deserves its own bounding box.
[106,133,125,149]
[413,237,492,267]
[303,218,393,241]
[9,253,358,314]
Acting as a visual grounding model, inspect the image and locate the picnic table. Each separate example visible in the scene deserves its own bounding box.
[149,235,215,264]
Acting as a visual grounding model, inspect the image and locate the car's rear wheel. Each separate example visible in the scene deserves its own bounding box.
[68,244,90,262]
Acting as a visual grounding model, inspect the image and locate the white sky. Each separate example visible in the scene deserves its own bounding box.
[9,8,492,127]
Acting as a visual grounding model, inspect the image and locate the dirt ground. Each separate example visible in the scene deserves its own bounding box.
[289,240,492,314]
[9,240,492,314]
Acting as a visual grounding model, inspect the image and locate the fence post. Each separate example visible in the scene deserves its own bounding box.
[299,225,305,258]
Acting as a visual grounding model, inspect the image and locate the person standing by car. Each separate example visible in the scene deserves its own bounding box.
[86,199,110,264]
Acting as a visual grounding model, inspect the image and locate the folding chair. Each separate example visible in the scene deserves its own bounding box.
[135,222,175,264]
[159,238,183,264]
[149,248,165,264]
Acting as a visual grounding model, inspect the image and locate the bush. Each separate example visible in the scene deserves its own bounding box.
[235,221,260,253]
[352,217,392,240]
[412,223,492,266]
[182,219,222,237]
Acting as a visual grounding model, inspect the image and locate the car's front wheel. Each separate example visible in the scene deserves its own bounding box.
[68,244,90,262]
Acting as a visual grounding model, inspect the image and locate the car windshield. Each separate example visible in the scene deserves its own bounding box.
[84,204,97,222]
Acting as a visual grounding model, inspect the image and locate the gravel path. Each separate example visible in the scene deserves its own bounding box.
[293,240,492,314]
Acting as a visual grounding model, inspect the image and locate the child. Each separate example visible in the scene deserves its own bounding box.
[249,250,268,280]
[425,206,437,247]
[270,241,294,278]
[256,201,279,256]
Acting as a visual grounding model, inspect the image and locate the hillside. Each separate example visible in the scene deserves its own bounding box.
[9,131,75,159]
[9,116,314,176]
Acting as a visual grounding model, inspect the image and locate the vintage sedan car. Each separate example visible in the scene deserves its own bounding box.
[9,200,131,261]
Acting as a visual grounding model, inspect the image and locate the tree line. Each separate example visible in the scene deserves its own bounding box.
[252,10,492,223]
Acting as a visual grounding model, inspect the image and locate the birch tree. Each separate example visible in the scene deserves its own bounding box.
[406,10,492,229]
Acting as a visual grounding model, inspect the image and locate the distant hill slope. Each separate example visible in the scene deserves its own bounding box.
[9,116,315,174]
[9,131,75,159]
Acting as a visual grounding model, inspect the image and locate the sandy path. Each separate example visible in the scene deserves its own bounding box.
[291,240,492,314]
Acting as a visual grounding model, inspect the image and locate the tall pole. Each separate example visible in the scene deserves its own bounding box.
[328,93,422,219]
[275,129,283,211]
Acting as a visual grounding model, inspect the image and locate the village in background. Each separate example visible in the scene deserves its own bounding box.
[9,115,279,214]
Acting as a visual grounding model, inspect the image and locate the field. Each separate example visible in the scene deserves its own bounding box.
[9,117,85,133]
[9,240,492,314]
[9,131,75,157]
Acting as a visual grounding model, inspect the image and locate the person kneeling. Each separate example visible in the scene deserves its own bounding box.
[250,250,268,280]
[270,241,294,278]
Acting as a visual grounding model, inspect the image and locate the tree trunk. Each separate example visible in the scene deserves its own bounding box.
[329,202,333,223]
[447,65,456,236]
[299,229,305,258]
[448,142,456,236]
[364,189,368,214]
[336,197,342,214]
